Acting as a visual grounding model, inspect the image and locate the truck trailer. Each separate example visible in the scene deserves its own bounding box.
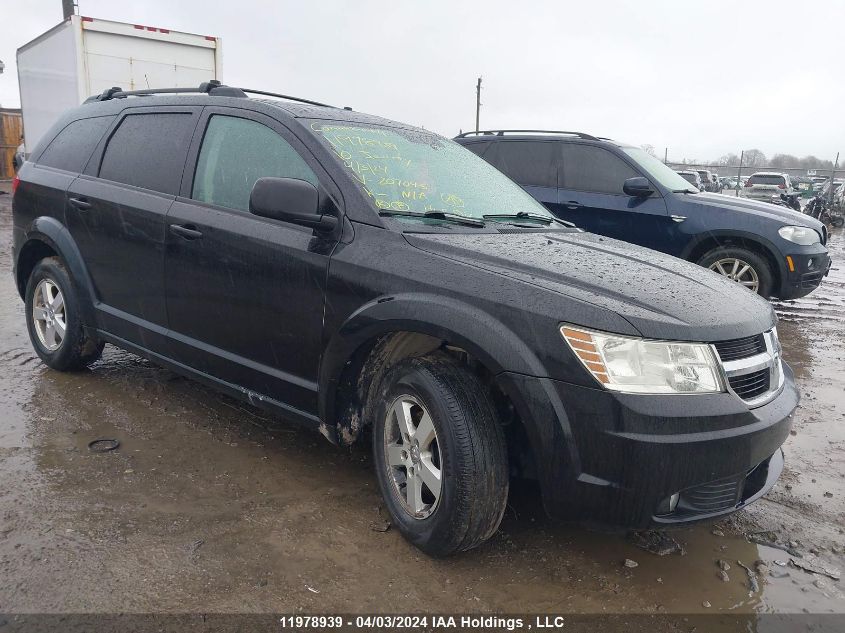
[17,14,222,153]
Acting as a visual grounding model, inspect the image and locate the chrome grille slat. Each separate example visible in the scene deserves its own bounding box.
[712,329,783,407]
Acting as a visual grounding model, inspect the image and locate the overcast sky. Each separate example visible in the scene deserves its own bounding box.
[1,0,843,162]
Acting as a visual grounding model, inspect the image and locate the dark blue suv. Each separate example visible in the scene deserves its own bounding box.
[455,131,831,299]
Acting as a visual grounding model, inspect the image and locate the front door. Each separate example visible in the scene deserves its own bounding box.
[164,108,335,417]
[552,143,671,253]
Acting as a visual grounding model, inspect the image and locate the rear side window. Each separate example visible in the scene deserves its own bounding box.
[37,116,113,173]
[748,175,786,186]
[460,140,493,158]
[99,113,196,195]
[561,145,639,194]
[488,141,558,187]
[192,115,317,212]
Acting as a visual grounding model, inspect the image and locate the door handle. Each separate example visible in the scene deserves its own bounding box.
[68,197,92,210]
[564,201,583,210]
[169,224,203,240]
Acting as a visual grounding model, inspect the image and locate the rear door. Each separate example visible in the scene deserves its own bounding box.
[483,140,560,209]
[67,107,200,351]
[164,107,337,418]
[554,143,671,252]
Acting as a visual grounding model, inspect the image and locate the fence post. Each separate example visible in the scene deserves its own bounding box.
[736,150,744,195]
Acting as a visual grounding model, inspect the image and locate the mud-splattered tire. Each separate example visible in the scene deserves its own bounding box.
[25,257,104,371]
[697,247,774,298]
[371,353,508,557]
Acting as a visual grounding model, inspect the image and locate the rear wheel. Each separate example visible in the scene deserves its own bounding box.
[370,353,508,557]
[25,257,104,371]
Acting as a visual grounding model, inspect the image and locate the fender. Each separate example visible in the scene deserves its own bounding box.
[318,292,548,427]
[19,216,99,328]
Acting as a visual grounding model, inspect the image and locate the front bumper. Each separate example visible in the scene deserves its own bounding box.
[778,245,832,299]
[497,363,798,528]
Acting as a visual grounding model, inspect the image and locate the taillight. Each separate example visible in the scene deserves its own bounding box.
[12,176,20,195]
[778,184,786,189]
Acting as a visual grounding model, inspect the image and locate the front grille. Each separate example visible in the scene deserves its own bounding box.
[729,368,770,400]
[713,334,766,361]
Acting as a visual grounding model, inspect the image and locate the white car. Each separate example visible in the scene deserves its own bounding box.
[742,172,795,201]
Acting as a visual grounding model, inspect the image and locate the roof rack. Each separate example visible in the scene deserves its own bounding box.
[455,129,600,141]
[84,80,335,108]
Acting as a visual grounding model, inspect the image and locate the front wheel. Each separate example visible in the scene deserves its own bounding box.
[697,247,774,298]
[370,354,508,557]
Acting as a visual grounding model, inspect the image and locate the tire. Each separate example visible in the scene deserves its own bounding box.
[696,246,774,298]
[831,215,844,228]
[370,353,508,557]
[25,257,104,371]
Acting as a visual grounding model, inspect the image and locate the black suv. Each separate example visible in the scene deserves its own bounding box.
[12,84,796,556]
[454,131,830,300]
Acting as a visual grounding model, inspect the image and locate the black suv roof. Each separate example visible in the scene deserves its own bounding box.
[77,80,416,130]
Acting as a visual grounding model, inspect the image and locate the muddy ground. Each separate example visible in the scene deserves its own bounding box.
[0,182,843,625]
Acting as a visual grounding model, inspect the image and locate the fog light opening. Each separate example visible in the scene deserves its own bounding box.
[656,492,680,516]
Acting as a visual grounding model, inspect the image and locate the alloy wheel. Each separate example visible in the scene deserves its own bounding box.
[383,395,442,519]
[708,258,759,293]
[32,279,67,351]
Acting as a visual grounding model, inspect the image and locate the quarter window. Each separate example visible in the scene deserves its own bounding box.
[99,113,196,195]
[561,145,639,194]
[192,115,317,212]
[37,116,114,173]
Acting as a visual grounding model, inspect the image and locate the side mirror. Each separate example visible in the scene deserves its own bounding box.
[623,176,655,197]
[249,177,337,231]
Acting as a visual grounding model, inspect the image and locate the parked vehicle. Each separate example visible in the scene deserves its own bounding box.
[13,85,799,556]
[454,131,830,299]
[742,172,795,202]
[696,169,717,192]
[16,14,222,153]
[805,193,845,228]
[676,170,703,190]
[711,173,722,192]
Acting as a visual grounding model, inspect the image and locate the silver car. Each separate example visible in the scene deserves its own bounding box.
[742,172,794,202]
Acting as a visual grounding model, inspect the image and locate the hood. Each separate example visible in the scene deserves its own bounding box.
[689,192,826,235]
[405,230,776,342]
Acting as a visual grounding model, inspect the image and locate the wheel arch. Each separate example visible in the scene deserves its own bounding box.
[319,294,546,452]
[16,217,98,327]
[681,231,784,291]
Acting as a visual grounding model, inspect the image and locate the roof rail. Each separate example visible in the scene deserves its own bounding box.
[455,129,600,141]
[239,88,333,108]
[83,80,335,108]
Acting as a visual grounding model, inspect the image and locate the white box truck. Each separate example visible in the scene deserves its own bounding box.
[17,14,222,153]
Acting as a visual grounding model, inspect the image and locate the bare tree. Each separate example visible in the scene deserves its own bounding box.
[742,149,767,168]
[640,144,656,157]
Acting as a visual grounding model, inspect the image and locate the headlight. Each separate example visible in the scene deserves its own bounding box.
[778,225,820,245]
[560,325,724,394]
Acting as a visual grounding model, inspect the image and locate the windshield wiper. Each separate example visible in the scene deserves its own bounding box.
[378,209,486,227]
[483,212,575,227]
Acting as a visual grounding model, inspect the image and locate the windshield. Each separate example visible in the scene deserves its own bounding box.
[306,121,554,221]
[621,147,699,193]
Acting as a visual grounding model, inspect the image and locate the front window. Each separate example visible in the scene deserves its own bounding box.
[306,121,553,222]
[621,147,699,193]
